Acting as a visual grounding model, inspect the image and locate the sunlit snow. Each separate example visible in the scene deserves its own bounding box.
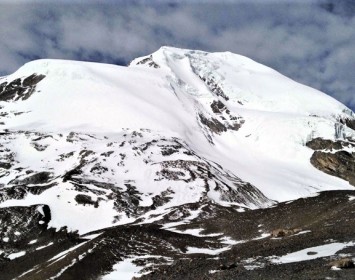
[0,46,354,234]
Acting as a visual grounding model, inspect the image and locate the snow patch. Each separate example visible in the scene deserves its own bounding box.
[293,230,311,236]
[101,256,167,280]
[8,251,26,260]
[271,241,355,264]
[36,242,54,251]
[220,236,246,245]
[185,246,230,255]
[167,227,223,237]
[252,233,270,240]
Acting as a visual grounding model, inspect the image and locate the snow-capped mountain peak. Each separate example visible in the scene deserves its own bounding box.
[0,46,354,237]
[1,47,355,279]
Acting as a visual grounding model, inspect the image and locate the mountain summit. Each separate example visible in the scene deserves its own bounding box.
[0,47,354,279]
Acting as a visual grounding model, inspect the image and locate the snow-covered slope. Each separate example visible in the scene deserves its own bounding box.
[0,46,354,235]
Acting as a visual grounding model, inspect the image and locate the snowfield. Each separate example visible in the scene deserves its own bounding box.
[0,46,354,235]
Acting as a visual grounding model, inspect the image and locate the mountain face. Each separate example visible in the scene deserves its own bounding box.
[0,47,354,279]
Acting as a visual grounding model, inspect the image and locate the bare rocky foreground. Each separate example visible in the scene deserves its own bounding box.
[0,190,354,280]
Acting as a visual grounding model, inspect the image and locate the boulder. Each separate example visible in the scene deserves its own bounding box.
[271,228,303,237]
[329,258,354,269]
[75,194,96,206]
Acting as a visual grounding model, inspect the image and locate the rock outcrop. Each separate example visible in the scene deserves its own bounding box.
[307,138,355,186]
[0,73,45,101]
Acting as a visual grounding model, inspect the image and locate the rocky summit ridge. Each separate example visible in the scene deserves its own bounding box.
[0,47,354,279]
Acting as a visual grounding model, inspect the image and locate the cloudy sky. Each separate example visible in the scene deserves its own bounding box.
[0,0,354,110]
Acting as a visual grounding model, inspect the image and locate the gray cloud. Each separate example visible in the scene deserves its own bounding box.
[0,0,354,110]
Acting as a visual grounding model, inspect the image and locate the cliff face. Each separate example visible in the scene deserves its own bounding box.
[307,138,355,186]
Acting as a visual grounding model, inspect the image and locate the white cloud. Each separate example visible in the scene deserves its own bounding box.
[0,1,354,110]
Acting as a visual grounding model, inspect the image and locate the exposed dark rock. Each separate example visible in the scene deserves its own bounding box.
[31,134,54,142]
[10,171,53,185]
[101,151,114,157]
[0,184,56,203]
[124,183,142,207]
[0,188,355,280]
[41,205,51,224]
[207,100,245,133]
[154,159,271,207]
[22,73,46,87]
[161,148,178,156]
[228,122,242,131]
[0,162,11,169]
[198,74,229,101]
[57,151,75,161]
[62,167,82,182]
[0,205,81,280]
[199,114,226,134]
[140,190,355,280]
[220,262,237,270]
[339,117,355,131]
[149,189,174,210]
[31,142,48,151]
[306,138,355,186]
[306,137,352,150]
[75,194,96,206]
[135,55,160,68]
[90,163,108,174]
[0,82,7,92]
[0,205,51,252]
[8,78,22,88]
[310,150,355,186]
[0,74,45,102]
[211,100,227,114]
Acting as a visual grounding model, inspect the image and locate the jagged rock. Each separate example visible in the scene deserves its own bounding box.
[135,55,160,68]
[211,100,227,114]
[199,114,226,134]
[306,138,345,150]
[0,184,56,203]
[310,151,355,186]
[197,73,229,101]
[306,138,355,186]
[22,73,46,87]
[339,117,355,131]
[0,73,45,101]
